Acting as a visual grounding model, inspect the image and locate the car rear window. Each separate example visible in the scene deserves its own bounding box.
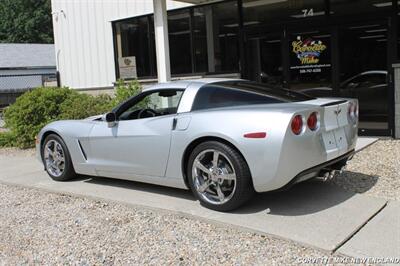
[191,81,314,111]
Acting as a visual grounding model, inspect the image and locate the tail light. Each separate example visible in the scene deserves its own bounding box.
[348,102,354,116]
[348,102,358,122]
[354,102,359,118]
[307,112,318,131]
[291,115,303,135]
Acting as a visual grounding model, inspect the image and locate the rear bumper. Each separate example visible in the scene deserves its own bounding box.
[277,149,355,191]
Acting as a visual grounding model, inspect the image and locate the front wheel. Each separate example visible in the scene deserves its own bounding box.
[187,141,254,212]
[42,134,77,181]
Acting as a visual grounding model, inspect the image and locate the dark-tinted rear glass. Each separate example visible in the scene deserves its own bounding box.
[191,81,314,111]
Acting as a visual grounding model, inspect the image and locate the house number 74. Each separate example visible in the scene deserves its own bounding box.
[302,8,314,17]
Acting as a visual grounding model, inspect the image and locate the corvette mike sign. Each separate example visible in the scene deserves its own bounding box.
[290,35,331,75]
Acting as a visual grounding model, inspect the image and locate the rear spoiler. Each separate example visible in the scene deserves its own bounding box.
[320,100,347,107]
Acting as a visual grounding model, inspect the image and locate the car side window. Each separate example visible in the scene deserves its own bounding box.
[191,85,282,111]
[119,89,183,121]
[345,74,386,89]
[365,74,387,86]
[345,75,367,89]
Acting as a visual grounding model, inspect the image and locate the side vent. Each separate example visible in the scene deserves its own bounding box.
[77,140,87,161]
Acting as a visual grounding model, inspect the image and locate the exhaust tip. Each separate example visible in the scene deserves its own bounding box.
[323,172,330,182]
[329,170,335,180]
[339,166,346,174]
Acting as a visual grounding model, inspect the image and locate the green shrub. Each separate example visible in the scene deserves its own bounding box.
[2,79,142,148]
[3,87,75,148]
[97,94,116,111]
[114,79,142,105]
[0,131,16,147]
[59,93,113,120]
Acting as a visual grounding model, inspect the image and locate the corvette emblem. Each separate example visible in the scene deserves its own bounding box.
[334,109,342,115]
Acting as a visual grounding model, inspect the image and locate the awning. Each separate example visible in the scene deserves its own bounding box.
[173,0,221,3]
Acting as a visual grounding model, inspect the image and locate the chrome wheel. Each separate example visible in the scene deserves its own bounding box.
[192,149,236,205]
[44,139,65,177]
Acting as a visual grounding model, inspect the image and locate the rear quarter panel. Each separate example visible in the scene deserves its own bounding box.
[165,105,311,191]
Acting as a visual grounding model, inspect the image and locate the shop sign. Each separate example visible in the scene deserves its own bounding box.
[118,56,137,79]
[290,36,331,74]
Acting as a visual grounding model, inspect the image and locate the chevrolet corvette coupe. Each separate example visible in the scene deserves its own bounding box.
[36,79,358,211]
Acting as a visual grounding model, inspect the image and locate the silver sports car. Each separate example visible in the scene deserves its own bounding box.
[36,79,358,211]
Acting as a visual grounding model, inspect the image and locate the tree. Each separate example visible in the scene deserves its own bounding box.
[0,0,53,43]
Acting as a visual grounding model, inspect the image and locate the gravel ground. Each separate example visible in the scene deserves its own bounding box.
[0,147,35,157]
[0,184,340,265]
[333,139,400,201]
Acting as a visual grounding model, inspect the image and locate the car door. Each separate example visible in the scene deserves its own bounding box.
[88,89,184,177]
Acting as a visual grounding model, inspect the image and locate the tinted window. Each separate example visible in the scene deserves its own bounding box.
[168,10,192,74]
[331,0,392,16]
[193,7,208,72]
[243,0,325,25]
[194,1,239,73]
[115,17,152,78]
[338,21,388,131]
[344,73,386,89]
[192,81,313,111]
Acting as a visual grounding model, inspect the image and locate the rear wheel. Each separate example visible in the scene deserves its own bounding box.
[42,134,76,181]
[187,141,254,211]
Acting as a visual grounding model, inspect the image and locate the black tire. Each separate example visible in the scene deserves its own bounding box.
[187,141,254,212]
[41,134,77,181]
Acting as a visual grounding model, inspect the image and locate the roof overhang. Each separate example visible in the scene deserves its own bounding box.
[173,0,222,4]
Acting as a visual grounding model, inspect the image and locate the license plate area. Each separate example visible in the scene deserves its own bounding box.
[322,131,337,152]
[322,126,349,159]
[334,127,348,150]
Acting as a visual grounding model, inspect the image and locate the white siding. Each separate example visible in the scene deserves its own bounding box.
[52,0,191,89]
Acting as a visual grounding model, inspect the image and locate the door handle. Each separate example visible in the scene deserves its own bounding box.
[172,118,177,130]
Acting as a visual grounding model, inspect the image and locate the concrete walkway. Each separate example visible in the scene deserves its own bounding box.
[338,201,400,258]
[355,137,378,152]
[0,151,398,258]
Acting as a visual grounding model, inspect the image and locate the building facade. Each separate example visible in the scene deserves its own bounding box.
[52,0,400,137]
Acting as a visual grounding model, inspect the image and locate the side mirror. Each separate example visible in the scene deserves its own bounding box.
[105,112,117,127]
[347,82,358,89]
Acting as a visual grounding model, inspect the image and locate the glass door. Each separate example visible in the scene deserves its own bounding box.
[337,21,389,133]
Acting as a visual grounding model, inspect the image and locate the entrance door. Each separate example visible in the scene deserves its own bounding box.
[337,21,389,133]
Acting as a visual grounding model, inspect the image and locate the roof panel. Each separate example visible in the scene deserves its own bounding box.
[0,44,56,69]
